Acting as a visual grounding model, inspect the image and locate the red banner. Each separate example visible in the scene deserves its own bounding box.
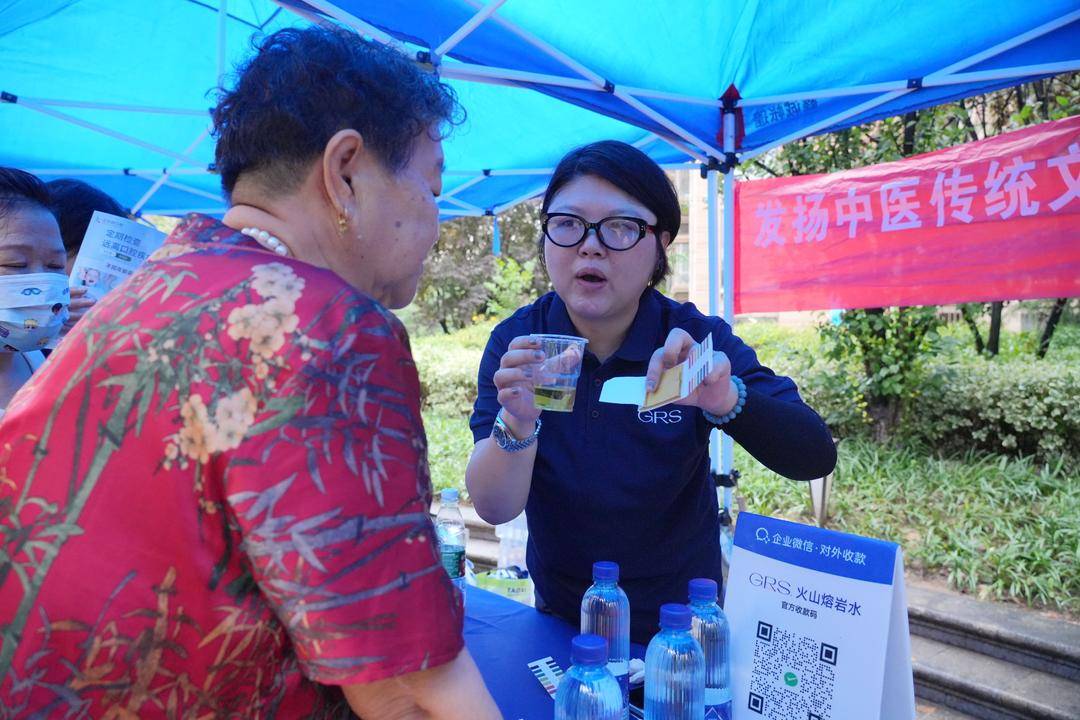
[734,115,1080,313]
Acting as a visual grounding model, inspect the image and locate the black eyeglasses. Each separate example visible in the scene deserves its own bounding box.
[541,213,656,251]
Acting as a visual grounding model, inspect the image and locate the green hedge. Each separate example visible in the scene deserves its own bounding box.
[411,321,495,415]
[913,359,1080,463]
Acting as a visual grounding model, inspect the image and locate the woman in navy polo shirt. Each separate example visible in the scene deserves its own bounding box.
[466,140,836,643]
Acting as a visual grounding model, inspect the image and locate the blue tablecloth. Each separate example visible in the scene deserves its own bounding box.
[464,586,645,719]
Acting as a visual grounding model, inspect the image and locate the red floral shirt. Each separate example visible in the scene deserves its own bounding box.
[0,215,463,718]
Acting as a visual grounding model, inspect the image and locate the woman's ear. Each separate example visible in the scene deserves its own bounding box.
[321,129,365,218]
[660,230,673,247]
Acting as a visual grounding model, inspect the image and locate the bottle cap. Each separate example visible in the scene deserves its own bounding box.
[688,578,718,603]
[440,488,459,503]
[659,603,692,631]
[592,561,619,583]
[570,634,609,665]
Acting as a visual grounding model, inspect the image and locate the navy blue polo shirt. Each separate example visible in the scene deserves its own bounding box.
[471,288,819,644]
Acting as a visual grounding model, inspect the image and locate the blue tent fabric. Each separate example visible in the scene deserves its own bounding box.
[1,0,1077,217]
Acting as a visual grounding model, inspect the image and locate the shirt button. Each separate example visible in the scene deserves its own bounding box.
[590,410,599,419]
[593,379,602,388]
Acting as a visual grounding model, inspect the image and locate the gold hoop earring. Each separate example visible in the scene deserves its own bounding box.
[338,212,349,237]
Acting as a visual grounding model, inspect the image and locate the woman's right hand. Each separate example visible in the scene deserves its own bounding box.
[494,335,543,431]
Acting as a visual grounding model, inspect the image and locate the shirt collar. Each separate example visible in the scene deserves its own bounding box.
[545,288,662,364]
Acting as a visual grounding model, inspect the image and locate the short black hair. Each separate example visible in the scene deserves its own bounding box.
[46,179,127,256]
[0,167,51,222]
[539,140,680,287]
[212,26,464,198]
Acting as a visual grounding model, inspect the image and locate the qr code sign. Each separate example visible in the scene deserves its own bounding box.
[747,621,835,719]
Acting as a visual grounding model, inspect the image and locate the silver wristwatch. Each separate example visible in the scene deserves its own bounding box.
[492,412,541,452]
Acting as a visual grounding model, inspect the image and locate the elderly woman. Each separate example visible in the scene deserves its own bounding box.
[0,27,499,720]
[0,168,70,411]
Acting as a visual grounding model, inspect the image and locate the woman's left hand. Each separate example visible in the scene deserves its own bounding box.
[645,327,739,416]
[63,286,95,335]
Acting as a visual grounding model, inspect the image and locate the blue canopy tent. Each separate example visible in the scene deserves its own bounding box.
[3,0,1078,503]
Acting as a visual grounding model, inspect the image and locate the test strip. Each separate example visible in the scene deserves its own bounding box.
[527,656,564,698]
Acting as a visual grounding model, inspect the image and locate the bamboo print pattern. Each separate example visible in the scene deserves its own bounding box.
[0,215,463,718]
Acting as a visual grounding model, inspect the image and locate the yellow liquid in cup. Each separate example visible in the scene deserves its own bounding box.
[533,385,576,412]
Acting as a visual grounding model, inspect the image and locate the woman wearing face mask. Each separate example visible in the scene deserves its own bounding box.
[0,27,499,720]
[0,167,70,412]
[466,141,837,643]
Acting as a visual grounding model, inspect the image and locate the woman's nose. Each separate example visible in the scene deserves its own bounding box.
[578,227,605,255]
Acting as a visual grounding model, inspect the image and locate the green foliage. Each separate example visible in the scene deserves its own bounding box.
[411,320,495,415]
[485,256,536,318]
[412,201,545,333]
[736,439,1080,614]
[819,307,940,436]
[423,409,476,500]
[913,358,1080,464]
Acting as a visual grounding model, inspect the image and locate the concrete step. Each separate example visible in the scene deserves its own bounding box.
[912,634,1080,720]
[916,700,980,719]
[907,578,1080,682]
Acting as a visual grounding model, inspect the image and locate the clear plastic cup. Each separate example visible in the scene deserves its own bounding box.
[531,334,588,412]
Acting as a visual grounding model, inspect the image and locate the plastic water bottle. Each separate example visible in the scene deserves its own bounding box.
[644,604,705,720]
[688,579,732,720]
[555,634,624,720]
[435,489,467,604]
[580,561,630,719]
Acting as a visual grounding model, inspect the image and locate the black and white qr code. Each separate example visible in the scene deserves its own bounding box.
[746,620,835,719]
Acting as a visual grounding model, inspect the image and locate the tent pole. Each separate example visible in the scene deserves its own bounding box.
[440,195,483,212]
[743,8,1080,162]
[491,213,501,255]
[439,63,596,90]
[494,184,549,213]
[707,166,722,491]
[434,0,507,59]
[29,168,210,176]
[720,109,737,514]
[9,98,204,167]
[299,0,395,43]
[15,98,206,116]
[130,126,214,215]
[740,58,1080,107]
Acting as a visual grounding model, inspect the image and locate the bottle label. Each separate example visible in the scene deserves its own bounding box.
[607,660,629,715]
[440,546,465,579]
[704,687,733,720]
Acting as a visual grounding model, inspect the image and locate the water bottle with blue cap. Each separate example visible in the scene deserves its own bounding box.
[688,578,732,720]
[580,560,630,718]
[644,603,704,720]
[555,634,624,720]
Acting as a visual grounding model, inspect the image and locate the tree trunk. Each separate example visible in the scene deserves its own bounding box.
[960,304,985,354]
[439,318,451,335]
[986,301,1003,356]
[902,111,918,156]
[1037,298,1068,359]
[869,398,900,442]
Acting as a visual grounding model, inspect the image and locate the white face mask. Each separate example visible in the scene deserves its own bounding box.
[0,273,70,352]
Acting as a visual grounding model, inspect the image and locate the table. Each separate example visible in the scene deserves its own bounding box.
[465,586,646,719]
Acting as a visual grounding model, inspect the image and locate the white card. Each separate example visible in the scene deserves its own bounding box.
[69,211,166,302]
[599,334,714,411]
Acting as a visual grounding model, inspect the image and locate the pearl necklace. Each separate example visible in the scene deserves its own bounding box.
[240,226,292,258]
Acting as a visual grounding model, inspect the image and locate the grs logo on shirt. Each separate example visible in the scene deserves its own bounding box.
[637,408,684,425]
